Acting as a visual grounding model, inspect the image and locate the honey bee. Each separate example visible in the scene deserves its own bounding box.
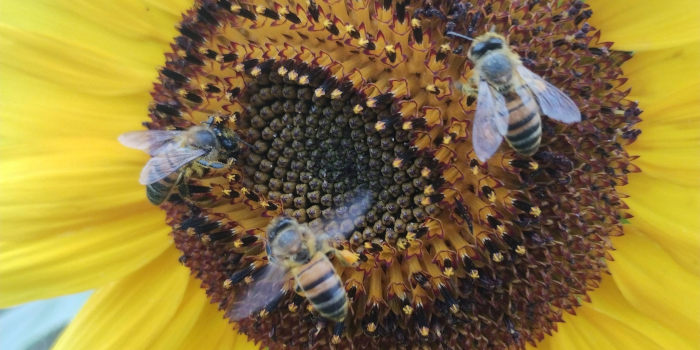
[449,31,581,161]
[230,191,371,327]
[118,115,244,205]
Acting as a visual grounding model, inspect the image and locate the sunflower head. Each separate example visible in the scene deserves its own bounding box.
[140,0,640,348]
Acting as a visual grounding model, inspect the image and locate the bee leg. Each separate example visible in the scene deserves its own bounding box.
[331,248,360,267]
[196,159,226,169]
[331,323,345,344]
[190,163,206,178]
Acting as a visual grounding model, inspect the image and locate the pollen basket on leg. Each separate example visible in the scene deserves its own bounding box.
[142,1,640,349]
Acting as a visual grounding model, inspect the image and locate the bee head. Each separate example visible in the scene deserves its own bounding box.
[468,34,506,61]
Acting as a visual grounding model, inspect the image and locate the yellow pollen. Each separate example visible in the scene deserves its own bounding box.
[231,5,241,12]
[516,245,527,255]
[353,104,364,114]
[426,84,440,94]
[298,75,310,85]
[201,235,211,244]
[424,185,435,195]
[279,7,289,16]
[406,232,417,242]
[234,63,245,72]
[421,167,431,177]
[358,38,369,47]
[306,304,314,312]
[439,43,450,52]
[277,66,288,75]
[177,89,187,96]
[471,165,479,175]
[323,19,333,28]
[529,161,539,170]
[443,267,454,277]
[397,238,409,250]
[487,192,496,203]
[255,5,265,15]
[244,276,254,284]
[419,326,429,337]
[288,303,298,312]
[442,134,452,144]
[250,67,261,76]
[530,206,542,217]
[331,335,341,345]
[287,70,298,81]
[385,44,396,54]
[392,158,403,168]
[234,239,243,248]
[331,89,342,99]
[402,121,412,130]
[222,188,232,196]
[223,279,233,289]
[213,115,224,123]
[186,227,196,236]
[469,269,480,279]
[497,225,506,234]
[197,47,208,55]
[314,88,325,97]
[344,24,355,33]
[420,196,432,206]
[402,305,414,315]
[411,18,421,28]
[215,54,224,63]
[258,309,269,318]
[450,304,459,314]
[492,252,504,263]
[337,249,360,265]
[366,323,377,333]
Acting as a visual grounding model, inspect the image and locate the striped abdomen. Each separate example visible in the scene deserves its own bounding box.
[294,254,348,322]
[504,85,542,156]
[146,172,184,205]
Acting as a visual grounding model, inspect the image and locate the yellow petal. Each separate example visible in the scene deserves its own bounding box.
[623,173,700,273]
[610,228,700,343]
[53,246,257,350]
[52,247,186,350]
[0,0,185,67]
[0,67,151,144]
[146,280,257,350]
[0,138,155,241]
[0,203,169,308]
[588,0,700,51]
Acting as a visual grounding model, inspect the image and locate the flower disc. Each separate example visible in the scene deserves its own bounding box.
[143,0,641,349]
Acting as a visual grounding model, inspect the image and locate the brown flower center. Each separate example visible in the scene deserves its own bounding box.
[143,0,641,349]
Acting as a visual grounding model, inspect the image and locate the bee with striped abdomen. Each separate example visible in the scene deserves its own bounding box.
[229,191,371,341]
[449,31,581,161]
[119,115,244,205]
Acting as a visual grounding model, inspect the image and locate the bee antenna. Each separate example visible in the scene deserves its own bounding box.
[446,31,474,41]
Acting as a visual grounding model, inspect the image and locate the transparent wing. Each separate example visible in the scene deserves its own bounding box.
[315,189,372,243]
[516,65,581,123]
[228,262,289,321]
[118,130,182,156]
[138,145,207,185]
[472,79,509,162]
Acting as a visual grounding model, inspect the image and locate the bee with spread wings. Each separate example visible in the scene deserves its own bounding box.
[449,31,581,161]
[118,116,244,204]
[229,191,371,335]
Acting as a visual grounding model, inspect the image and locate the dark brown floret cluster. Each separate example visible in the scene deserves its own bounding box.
[146,0,641,349]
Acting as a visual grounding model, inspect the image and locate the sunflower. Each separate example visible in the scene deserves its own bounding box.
[0,0,698,349]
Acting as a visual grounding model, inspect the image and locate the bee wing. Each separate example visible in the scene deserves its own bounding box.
[317,189,372,242]
[472,79,509,162]
[516,65,581,123]
[139,144,207,185]
[229,262,289,321]
[118,130,183,156]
